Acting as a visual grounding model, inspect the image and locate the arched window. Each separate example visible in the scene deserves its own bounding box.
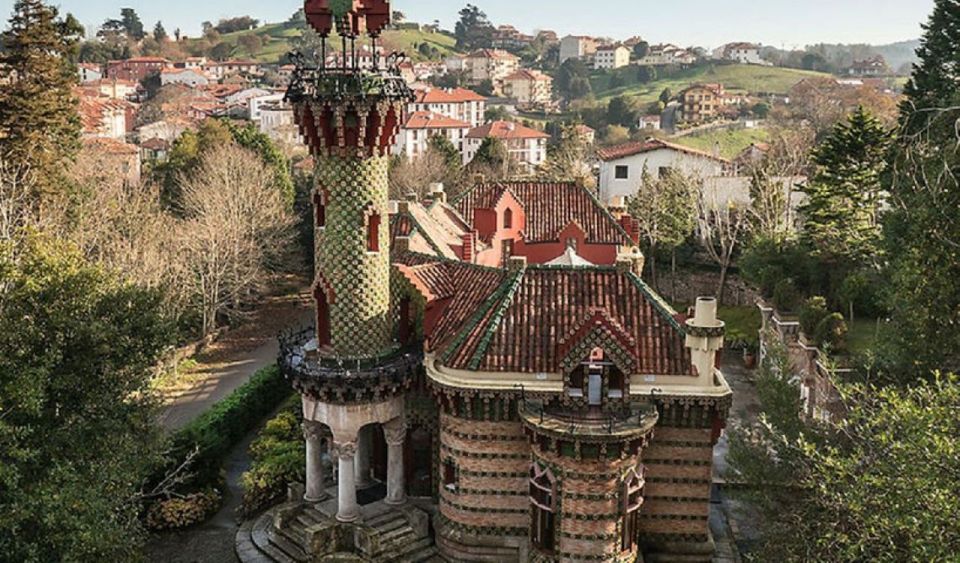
[621,466,645,552]
[529,464,556,553]
[398,296,413,345]
[313,192,326,228]
[314,283,332,348]
[367,211,381,252]
[503,208,513,229]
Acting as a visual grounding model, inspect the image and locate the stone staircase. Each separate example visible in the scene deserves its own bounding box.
[238,501,442,563]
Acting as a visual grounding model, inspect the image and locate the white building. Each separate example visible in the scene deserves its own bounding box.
[638,44,698,66]
[594,45,631,70]
[462,49,520,93]
[638,114,662,130]
[259,101,300,145]
[248,92,285,121]
[204,59,261,79]
[408,87,487,128]
[712,42,768,65]
[395,111,471,160]
[464,120,549,169]
[160,68,211,88]
[559,35,598,64]
[182,57,208,70]
[597,138,730,204]
[137,119,192,143]
[78,63,103,83]
[79,95,129,140]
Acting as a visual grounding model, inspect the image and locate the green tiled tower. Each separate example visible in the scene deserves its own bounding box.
[288,0,411,360]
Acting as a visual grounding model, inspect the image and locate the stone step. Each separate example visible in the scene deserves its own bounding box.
[372,516,409,536]
[366,511,405,529]
[379,524,416,547]
[249,514,300,563]
[387,537,435,562]
[278,521,307,548]
[392,545,438,563]
[268,530,310,563]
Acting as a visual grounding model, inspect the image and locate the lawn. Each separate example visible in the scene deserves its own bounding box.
[846,318,884,356]
[591,63,831,104]
[671,126,771,159]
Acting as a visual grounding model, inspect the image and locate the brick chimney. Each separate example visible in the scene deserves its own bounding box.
[619,213,640,245]
[461,231,476,263]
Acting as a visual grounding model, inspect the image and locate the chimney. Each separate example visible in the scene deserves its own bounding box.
[395,236,411,253]
[507,255,527,272]
[685,297,725,385]
[620,214,640,245]
[430,183,446,203]
[461,231,475,262]
[616,249,645,278]
[607,195,627,219]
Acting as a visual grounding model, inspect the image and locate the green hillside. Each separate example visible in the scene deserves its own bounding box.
[591,63,831,104]
[671,126,771,159]
[200,22,460,64]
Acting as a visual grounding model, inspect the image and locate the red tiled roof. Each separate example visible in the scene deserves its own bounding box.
[430,263,692,375]
[596,138,730,163]
[455,182,633,245]
[78,94,129,133]
[465,121,549,140]
[504,69,551,82]
[82,137,139,155]
[403,111,471,130]
[413,87,486,104]
[466,48,519,61]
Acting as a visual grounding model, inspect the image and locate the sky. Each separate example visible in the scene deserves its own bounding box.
[0,0,935,49]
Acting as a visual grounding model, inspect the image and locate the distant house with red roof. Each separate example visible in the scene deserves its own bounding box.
[408,86,487,128]
[502,69,553,106]
[462,49,520,93]
[106,57,172,81]
[597,138,731,204]
[78,93,132,140]
[395,111,472,160]
[464,120,549,169]
[78,63,102,83]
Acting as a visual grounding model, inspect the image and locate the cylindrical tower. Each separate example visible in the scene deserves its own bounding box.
[288,0,411,360]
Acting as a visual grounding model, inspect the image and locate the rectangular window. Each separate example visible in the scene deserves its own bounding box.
[615,165,629,180]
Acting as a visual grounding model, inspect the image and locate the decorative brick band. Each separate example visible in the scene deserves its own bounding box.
[458,469,529,479]
[447,487,528,497]
[644,459,712,466]
[440,495,529,515]
[440,443,529,460]
[639,514,709,521]
[445,428,527,442]
[436,513,527,539]
[646,477,712,485]
[642,532,711,544]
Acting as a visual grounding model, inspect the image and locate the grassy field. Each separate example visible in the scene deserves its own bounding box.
[846,318,884,356]
[591,63,831,104]
[202,23,459,64]
[671,126,771,159]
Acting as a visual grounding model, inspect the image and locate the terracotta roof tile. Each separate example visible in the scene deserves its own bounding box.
[455,182,633,245]
[596,138,731,163]
[412,87,486,104]
[402,111,471,130]
[466,121,549,140]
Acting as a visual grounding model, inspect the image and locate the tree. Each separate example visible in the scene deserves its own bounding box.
[0,233,173,562]
[454,4,494,51]
[633,41,650,60]
[628,167,697,291]
[0,0,82,206]
[540,123,596,188]
[744,127,813,243]
[728,344,960,561]
[392,10,406,23]
[153,20,167,42]
[215,16,259,34]
[556,58,592,100]
[475,79,495,97]
[607,95,639,128]
[471,136,510,170]
[659,87,673,105]
[428,134,463,173]
[120,7,145,40]
[799,106,891,265]
[178,144,295,336]
[238,33,263,56]
[636,64,656,83]
[883,0,960,375]
[697,191,748,304]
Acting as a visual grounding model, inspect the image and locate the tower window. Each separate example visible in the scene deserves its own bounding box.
[314,284,332,348]
[443,459,457,491]
[530,464,556,554]
[313,192,326,228]
[621,467,645,552]
[367,212,381,252]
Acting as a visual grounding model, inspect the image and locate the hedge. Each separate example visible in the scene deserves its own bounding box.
[167,364,293,488]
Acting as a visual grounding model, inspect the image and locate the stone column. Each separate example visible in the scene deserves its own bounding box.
[303,421,328,503]
[333,440,360,522]
[354,426,373,487]
[383,419,407,506]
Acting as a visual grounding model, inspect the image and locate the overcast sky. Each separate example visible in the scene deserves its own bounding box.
[0,0,935,49]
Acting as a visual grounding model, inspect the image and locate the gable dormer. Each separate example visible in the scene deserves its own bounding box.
[558,309,640,410]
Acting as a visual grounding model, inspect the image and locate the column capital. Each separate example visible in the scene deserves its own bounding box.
[302,420,325,441]
[383,419,407,446]
[332,440,357,459]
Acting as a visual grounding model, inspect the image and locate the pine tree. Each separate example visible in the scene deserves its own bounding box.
[884,0,960,375]
[0,0,81,203]
[153,20,167,42]
[799,106,890,265]
[901,0,960,129]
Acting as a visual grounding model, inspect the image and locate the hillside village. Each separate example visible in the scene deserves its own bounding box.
[76,5,905,204]
[4,1,960,563]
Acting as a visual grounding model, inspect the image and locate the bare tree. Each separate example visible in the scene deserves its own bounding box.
[0,157,39,245]
[389,150,453,200]
[697,191,749,305]
[178,144,295,335]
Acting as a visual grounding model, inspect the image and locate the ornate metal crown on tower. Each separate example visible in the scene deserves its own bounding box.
[286,0,414,158]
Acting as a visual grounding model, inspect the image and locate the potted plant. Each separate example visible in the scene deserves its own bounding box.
[742,339,759,369]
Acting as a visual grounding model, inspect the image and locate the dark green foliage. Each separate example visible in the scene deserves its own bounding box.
[475,78,495,97]
[240,400,305,516]
[813,312,848,352]
[454,4,494,51]
[799,296,830,336]
[799,106,891,264]
[752,102,771,118]
[740,237,815,300]
[428,134,463,173]
[659,87,673,105]
[636,64,656,83]
[883,0,960,375]
[729,356,960,561]
[153,20,167,42]
[165,365,292,489]
[556,58,592,100]
[472,136,509,169]
[0,234,174,562]
[606,95,638,128]
[772,278,801,312]
[632,41,650,60]
[0,0,82,199]
[120,8,145,40]
[214,16,259,35]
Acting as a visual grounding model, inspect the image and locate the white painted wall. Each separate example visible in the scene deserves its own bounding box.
[599,148,726,203]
